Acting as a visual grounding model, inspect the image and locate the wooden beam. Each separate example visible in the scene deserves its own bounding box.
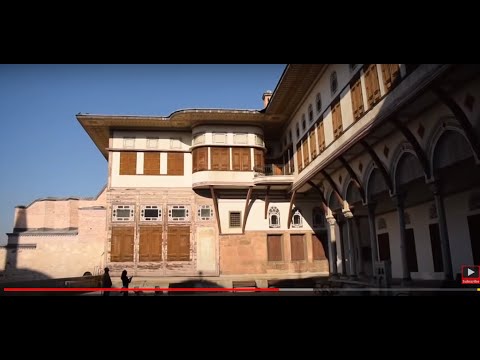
[433,87,480,162]
[210,186,221,235]
[242,187,253,234]
[287,190,297,229]
[338,156,366,203]
[390,117,431,178]
[360,140,393,192]
[264,186,270,219]
[320,169,344,205]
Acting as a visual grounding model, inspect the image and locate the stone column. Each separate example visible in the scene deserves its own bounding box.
[343,210,357,277]
[367,202,379,278]
[326,216,338,276]
[335,215,347,276]
[392,193,411,282]
[429,180,453,280]
[354,216,365,276]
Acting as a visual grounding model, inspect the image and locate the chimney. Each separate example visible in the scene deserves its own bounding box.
[262,90,273,108]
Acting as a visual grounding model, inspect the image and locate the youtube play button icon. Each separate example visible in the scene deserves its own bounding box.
[461,265,480,284]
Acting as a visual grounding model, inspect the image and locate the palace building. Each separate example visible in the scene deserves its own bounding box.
[2,64,480,286]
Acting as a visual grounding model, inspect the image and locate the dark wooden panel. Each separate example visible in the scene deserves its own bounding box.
[312,232,327,260]
[167,226,190,261]
[377,233,391,261]
[111,227,134,262]
[290,234,305,261]
[267,234,282,261]
[405,228,418,272]
[468,214,480,265]
[429,223,443,272]
[139,226,162,262]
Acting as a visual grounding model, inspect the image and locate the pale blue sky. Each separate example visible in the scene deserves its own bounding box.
[0,64,285,244]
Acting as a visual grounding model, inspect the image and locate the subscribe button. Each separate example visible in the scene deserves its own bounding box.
[462,265,480,284]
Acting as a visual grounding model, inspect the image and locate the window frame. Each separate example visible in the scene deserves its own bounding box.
[140,205,162,222]
[112,204,135,222]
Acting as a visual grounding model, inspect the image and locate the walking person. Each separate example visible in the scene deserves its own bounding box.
[121,269,133,296]
[102,267,112,296]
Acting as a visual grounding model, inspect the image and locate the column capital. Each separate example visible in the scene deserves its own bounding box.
[342,209,354,219]
[326,216,337,226]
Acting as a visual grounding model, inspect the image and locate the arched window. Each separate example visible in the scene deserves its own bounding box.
[302,114,306,131]
[330,71,338,95]
[296,123,300,139]
[316,93,322,113]
[292,208,303,228]
[312,207,324,228]
[269,206,280,228]
[308,105,313,123]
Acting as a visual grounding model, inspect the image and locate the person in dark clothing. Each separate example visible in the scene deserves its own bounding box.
[121,269,133,296]
[102,267,113,296]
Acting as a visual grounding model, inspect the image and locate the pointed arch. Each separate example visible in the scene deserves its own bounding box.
[426,120,478,176]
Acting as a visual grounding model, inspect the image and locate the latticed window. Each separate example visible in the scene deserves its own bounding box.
[292,208,303,228]
[168,205,190,222]
[316,92,322,113]
[141,205,162,222]
[330,71,338,95]
[112,205,134,222]
[198,205,213,221]
[229,212,241,228]
[269,206,280,228]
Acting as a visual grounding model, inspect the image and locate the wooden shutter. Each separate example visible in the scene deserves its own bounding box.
[273,164,283,175]
[232,147,250,171]
[317,122,325,152]
[309,129,317,159]
[111,227,134,262]
[350,78,364,121]
[381,64,400,92]
[167,152,184,175]
[197,147,207,171]
[302,137,310,166]
[211,147,230,170]
[312,233,327,260]
[290,234,305,261]
[167,226,190,261]
[241,148,250,171]
[296,143,303,172]
[192,148,198,173]
[364,64,381,108]
[332,102,343,139]
[139,226,162,262]
[192,147,208,173]
[254,148,264,172]
[267,234,282,261]
[232,147,241,171]
[143,152,160,175]
[120,152,137,175]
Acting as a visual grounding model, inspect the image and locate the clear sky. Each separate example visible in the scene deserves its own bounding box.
[0,64,286,245]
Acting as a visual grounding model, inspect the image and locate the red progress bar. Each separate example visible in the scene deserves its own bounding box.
[3,287,280,292]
